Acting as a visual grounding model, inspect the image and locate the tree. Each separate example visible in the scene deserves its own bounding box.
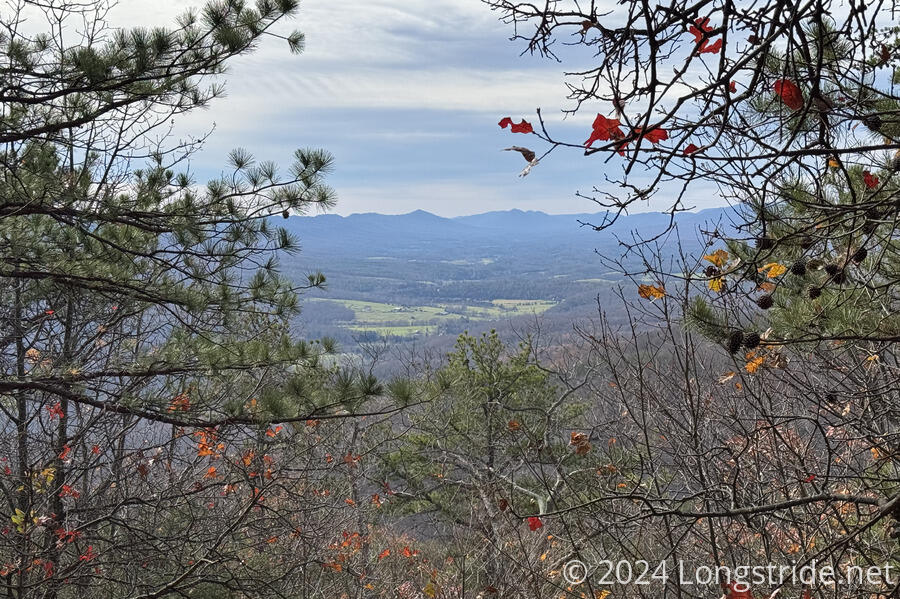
[484,1,900,597]
[377,331,592,599]
[485,0,900,235]
[0,1,389,596]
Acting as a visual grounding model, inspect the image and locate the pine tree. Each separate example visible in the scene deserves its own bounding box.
[0,2,383,596]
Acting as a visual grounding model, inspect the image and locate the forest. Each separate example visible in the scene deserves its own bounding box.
[1,0,899,598]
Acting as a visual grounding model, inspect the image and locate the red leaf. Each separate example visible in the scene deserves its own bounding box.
[585,114,624,147]
[699,38,722,54]
[498,117,534,134]
[724,582,752,599]
[689,18,722,54]
[59,484,80,498]
[729,81,737,93]
[46,403,64,420]
[79,546,98,562]
[58,444,71,461]
[527,516,543,531]
[863,171,880,189]
[378,548,390,560]
[636,127,668,144]
[684,143,700,156]
[774,79,804,110]
[803,474,816,483]
[688,18,712,43]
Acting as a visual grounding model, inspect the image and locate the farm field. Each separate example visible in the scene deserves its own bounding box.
[309,298,557,338]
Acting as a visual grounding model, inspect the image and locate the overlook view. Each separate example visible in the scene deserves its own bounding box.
[1,1,899,599]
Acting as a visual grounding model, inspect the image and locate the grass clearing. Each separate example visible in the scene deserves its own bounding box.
[348,325,437,337]
[311,298,557,338]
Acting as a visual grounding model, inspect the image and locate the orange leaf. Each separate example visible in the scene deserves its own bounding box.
[703,249,729,267]
[745,354,765,374]
[637,284,665,300]
[378,549,391,560]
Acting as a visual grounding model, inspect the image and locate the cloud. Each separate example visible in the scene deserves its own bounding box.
[97,0,726,217]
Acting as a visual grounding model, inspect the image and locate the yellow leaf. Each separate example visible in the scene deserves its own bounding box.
[866,354,879,362]
[827,157,840,169]
[758,262,787,278]
[703,249,729,267]
[596,591,611,599]
[638,284,665,300]
[424,582,437,599]
[708,277,724,293]
[758,282,775,293]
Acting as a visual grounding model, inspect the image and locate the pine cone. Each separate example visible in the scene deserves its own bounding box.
[756,294,774,309]
[799,236,815,250]
[282,210,290,219]
[704,265,720,277]
[756,237,775,250]
[743,331,761,349]
[790,261,807,276]
[864,114,882,132]
[824,263,840,276]
[852,247,868,263]
[808,286,822,299]
[727,330,744,354]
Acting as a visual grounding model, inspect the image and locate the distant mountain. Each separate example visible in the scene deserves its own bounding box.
[286,207,735,260]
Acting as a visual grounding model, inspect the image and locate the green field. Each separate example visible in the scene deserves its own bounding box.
[348,325,438,337]
[311,298,556,338]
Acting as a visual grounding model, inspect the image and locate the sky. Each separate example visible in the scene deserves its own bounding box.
[106,0,725,217]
